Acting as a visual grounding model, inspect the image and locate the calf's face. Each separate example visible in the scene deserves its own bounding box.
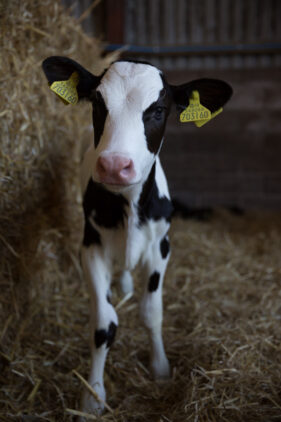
[42,56,232,191]
[92,61,172,188]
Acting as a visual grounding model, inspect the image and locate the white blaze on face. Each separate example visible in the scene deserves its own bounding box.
[93,61,164,184]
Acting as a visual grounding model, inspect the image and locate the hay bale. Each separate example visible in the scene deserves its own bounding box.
[0,0,114,317]
[1,2,281,421]
[0,1,114,418]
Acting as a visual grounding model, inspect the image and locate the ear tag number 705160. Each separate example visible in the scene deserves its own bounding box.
[50,72,79,105]
[180,90,223,127]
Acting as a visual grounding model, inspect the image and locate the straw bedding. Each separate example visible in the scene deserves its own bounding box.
[2,210,281,422]
[1,1,281,421]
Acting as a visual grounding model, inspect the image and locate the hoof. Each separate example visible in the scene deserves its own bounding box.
[80,384,105,418]
[151,356,170,380]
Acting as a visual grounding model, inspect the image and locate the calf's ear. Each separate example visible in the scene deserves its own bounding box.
[42,56,101,101]
[171,78,233,113]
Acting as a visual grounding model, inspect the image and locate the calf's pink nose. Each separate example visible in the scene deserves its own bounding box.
[96,155,135,185]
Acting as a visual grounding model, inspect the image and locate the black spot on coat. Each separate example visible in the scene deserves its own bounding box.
[94,321,117,348]
[160,236,170,259]
[142,79,172,154]
[138,164,173,225]
[83,178,128,230]
[95,329,108,348]
[107,322,117,348]
[83,219,101,247]
[148,271,160,292]
[91,91,108,148]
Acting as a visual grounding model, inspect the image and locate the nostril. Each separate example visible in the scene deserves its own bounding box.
[97,157,109,175]
[121,160,133,174]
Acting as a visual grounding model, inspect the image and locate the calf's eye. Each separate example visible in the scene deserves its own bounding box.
[154,107,164,120]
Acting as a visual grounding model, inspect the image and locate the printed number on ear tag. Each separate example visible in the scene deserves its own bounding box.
[180,90,223,127]
[195,107,223,127]
[180,90,211,124]
[50,72,79,105]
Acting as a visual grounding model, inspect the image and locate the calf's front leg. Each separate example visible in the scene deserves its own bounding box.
[80,246,118,415]
[140,233,171,379]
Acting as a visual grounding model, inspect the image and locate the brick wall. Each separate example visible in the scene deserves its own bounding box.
[161,69,281,210]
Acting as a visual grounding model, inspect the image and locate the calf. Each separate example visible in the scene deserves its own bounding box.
[42,57,232,415]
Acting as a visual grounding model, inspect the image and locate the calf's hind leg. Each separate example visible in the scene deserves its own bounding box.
[139,234,171,379]
[81,246,118,414]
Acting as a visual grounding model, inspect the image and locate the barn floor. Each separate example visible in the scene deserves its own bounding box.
[1,211,281,422]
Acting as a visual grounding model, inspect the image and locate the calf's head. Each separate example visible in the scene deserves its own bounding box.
[42,57,232,190]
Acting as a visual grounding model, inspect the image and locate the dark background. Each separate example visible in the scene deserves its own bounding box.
[63,0,281,210]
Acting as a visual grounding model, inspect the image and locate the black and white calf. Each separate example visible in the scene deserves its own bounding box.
[42,57,232,414]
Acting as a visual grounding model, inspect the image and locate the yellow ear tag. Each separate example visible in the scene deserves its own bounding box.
[50,71,79,105]
[195,107,223,127]
[179,90,224,127]
[180,90,211,124]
